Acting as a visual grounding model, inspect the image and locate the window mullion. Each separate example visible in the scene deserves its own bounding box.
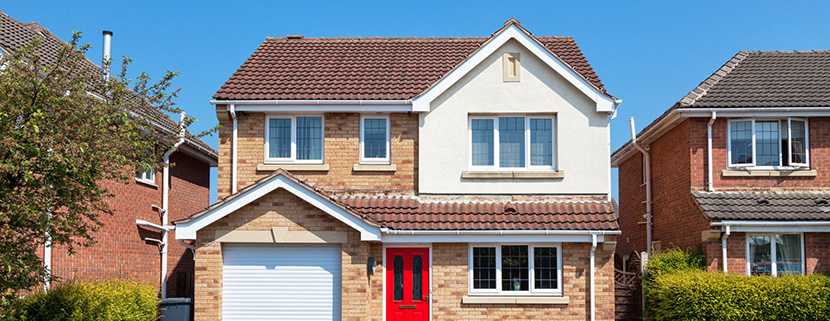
[751,119,757,167]
[529,245,535,293]
[771,234,778,276]
[525,117,531,168]
[290,116,297,161]
[495,245,502,292]
[787,118,794,166]
[493,117,500,169]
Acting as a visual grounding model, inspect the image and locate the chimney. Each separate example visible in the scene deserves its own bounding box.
[102,30,113,80]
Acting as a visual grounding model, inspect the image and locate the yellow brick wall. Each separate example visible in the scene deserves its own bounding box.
[216,110,418,199]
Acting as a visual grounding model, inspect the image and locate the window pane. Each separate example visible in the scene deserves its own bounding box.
[730,121,753,165]
[501,245,528,291]
[499,117,525,168]
[296,117,323,160]
[363,118,387,159]
[471,119,494,166]
[472,247,496,289]
[530,119,552,166]
[534,247,558,289]
[269,118,291,158]
[412,256,422,301]
[748,235,772,275]
[790,120,807,164]
[755,121,780,166]
[393,255,403,301]
[776,234,802,275]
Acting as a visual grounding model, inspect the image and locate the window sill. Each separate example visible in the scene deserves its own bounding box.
[461,170,564,179]
[257,163,330,171]
[135,178,158,188]
[722,169,816,177]
[353,164,396,172]
[462,296,568,305]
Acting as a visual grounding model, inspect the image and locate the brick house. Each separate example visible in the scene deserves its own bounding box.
[176,19,621,320]
[0,11,218,298]
[612,50,830,276]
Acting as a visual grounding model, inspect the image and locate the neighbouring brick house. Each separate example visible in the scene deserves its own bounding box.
[0,11,218,298]
[176,19,621,320]
[612,50,830,276]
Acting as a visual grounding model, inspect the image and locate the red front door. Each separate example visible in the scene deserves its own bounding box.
[387,247,429,321]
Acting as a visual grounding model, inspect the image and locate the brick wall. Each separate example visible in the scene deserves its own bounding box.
[216,110,418,199]
[49,152,210,298]
[617,151,647,257]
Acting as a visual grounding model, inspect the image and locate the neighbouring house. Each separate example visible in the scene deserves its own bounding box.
[175,18,621,320]
[612,50,830,276]
[0,11,218,298]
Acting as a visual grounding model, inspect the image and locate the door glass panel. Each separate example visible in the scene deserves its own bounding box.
[776,234,802,275]
[501,245,528,291]
[473,247,497,289]
[748,235,772,275]
[534,247,558,289]
[755,121,780,166]
[393,255,403,300]
[412,255,422,301]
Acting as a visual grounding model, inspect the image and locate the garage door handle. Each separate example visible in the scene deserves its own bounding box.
[399,305,416,309]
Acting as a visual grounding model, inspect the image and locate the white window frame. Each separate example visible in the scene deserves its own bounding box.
[467,243,563,296]
[359,115,391,164]
[745,232,805,276]
[467,115,556,171]
[726,118,810,169]
[264,115,325,164]
[135,168,155,186]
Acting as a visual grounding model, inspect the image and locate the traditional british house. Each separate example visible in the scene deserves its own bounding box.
[175,19,620,320]
[612,50,830,276]
[0,11,218,298]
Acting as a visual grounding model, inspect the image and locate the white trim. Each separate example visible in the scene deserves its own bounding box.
[788,118,810,168]
[713,221,830,233]
[135,168,156,186]
[467,115,556,171]
[410,25,615,113]
[174,174,381,240]
[264,115,325,164]
[745,232,805,276]
[726,118,811,170]
[380,229,616,243]
[382,243,433,321]
[211,99,414,113]
[467,243,563,296]
[359,115,391,164]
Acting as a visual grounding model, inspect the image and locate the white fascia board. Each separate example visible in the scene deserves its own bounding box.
[712,220,830,233]
[210,99,414,113]
[175,176,381,240]
[411,25,615,113]
[678,107,830,118]
[380,230,617,243]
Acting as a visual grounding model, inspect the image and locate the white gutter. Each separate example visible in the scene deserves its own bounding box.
[160,111,186,299]
[712,221,830,227]
[707,112,717,192]
[629,117,653,254]
[210,99,412,106]
[677,107,830,113]
[590,233,597,321]
[229,104,238,194]
[721,225,730,273]
[379,229,621,236]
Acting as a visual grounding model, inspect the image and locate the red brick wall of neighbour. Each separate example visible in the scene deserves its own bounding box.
[49,152,209,298]
[616,152,647,258]
[704,232,830,275]
[215,110,418,199]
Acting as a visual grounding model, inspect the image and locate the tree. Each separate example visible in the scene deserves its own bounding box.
[0,32,212,305]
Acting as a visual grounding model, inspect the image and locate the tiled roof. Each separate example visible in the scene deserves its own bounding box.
[178,169,619,231]
[0,11,217,159]
[213,21,607,100]
[692,191,830,221]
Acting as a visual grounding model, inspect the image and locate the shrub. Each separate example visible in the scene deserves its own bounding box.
[14,279,158,321]
[647,270,830,321]
[644,247,705,280]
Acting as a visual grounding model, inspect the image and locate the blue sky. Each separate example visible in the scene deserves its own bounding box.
[4,1,830,202]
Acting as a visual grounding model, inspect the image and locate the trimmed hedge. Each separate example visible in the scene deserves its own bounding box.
[15,279,158,321]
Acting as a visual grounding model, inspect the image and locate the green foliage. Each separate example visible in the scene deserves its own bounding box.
[646,271,830,321]
[14,279,158,321]
[645,247,706,281]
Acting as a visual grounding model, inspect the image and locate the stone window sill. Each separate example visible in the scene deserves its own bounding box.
[461,170,564,179]
[461,296,569,305]
[722,169,817,177]
[135,178,158,188]
[353,164,396,172]
[257,163,330,171]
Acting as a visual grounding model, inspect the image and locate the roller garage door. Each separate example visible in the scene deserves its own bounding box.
[222,244,342,320]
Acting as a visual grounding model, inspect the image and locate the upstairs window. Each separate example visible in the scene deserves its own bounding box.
[728,118,808,168]
[469,116,555,170]
[135,166,155,185]
[359,115,390,164]
[265,116,324,163]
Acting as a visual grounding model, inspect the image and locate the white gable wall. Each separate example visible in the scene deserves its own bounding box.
[419,39,610,195]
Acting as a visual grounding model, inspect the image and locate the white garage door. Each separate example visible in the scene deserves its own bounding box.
[222,244,342,321]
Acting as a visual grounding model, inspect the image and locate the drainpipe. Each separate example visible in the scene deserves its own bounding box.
[229,104,238,194]
[707,112,717,192]
[590,233,598,321]
[160,111,186,299]
[102,31,112,80]
[629,117,653,254]
[721,225,730,273]
[43,210,51,291]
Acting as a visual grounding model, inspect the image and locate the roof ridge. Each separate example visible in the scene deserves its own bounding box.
[676,51,750,107]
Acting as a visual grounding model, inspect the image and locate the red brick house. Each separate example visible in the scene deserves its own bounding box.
[0,11,218,298]
[175,19,621,320]
[612,50,830,275]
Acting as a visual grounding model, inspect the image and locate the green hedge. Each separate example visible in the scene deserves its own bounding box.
[15,279,158,321]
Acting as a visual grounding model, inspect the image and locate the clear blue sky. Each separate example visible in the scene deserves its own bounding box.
[5,1,830,202]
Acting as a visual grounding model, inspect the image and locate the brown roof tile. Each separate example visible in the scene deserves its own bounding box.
[692,191,830,221]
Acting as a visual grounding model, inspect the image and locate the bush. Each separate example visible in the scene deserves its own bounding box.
[14,279,158,321]
[647,271,830,321]
[645,247,706,280]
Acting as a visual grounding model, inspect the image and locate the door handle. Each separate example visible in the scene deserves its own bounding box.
[424,293,429,301]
